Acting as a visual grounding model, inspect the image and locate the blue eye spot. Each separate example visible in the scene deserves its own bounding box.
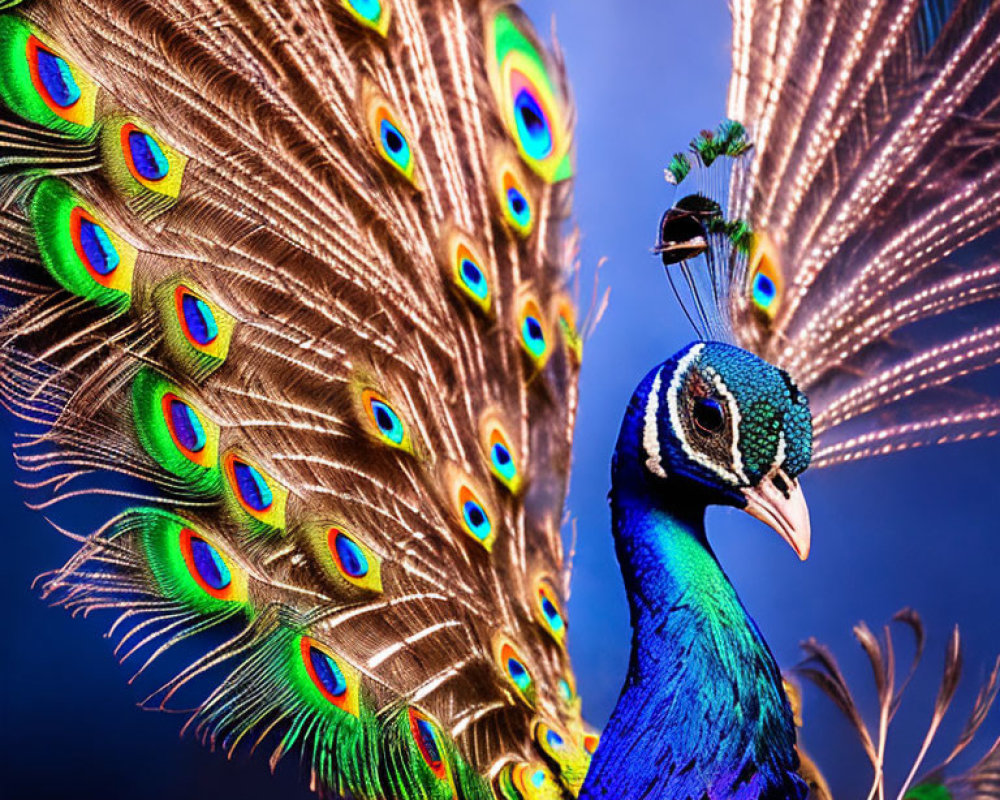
[181,293,219,345]
[490,442,517,482]
[546,729,564,750]
[334,532,369,578]
[169,398,206,453]
[521,315,546,358]
[541,595,564,632]
[379,119,410,169]
[462,499,491,541]
[531,770,546,788]
[507,187,530,227]
[557,679,572,702]
[460,258,488,300]
[78,219,119,276]
[309,646,347,698]
[36,48,81,108]
[128,130,170,181]
[233,459,273,511]
[414,716,443,769]
[507,656,531,692]
[347,0,382,22]
[369,398,405,445]
[514,89,552,160]
[189,535,231,591]
[492,443,511,466]
[752,272,777,309]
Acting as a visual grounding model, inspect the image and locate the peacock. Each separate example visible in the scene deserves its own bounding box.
[0,0,998,799]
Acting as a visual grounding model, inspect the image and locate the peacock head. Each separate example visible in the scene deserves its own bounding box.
[625,341,813,558]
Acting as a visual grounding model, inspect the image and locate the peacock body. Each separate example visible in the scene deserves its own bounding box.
[0,0,998,799]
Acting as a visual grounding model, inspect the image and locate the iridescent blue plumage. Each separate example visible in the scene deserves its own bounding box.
[581,344,813,799]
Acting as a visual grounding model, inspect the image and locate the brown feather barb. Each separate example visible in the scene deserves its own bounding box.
[795,610,1000,800]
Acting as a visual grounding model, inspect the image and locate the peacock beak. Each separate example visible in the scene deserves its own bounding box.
[742,469,811,560]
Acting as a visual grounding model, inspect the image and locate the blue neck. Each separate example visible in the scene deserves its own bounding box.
[579,389,805,800]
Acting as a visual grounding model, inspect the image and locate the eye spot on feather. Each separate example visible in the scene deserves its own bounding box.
[514,88,552,160]
[451,239,492,312]
[341,0,390,35]
[752,271,776,308]
[365,92,419,186]
[179,527,237,600]
[487,10,572,182]
[304,639,346,698]
[407,709,448,781]
[299,522,383,594]
[481,419,521,494]
[141,511,249,611]
[535,579,566,644]
[75,214,119,277]
[498,166,534,236]
[331,529,368,578]
[157,282,235,377]
[299,636,360,716]
[495,639,536,706]
[748,232,782,320]
[156,391,215,471]
[164,394,207,456]
[534,720,573,762]
[518,298,549,367]
[497,763,561,800]
[178,288,218,346]
[132,370,221,490]
[30,40,80,110]
[125,126,170,181]
[101,117,187,203]
[459,485,493,545]
[222,452,288,535]
[30,182,137,309]
[67,207,118,281]
[0,20,98,133]
[461,258,487,296]
[583,733,600,755]
[228,456,273,512]
[361,389,412,451]
[380,119,410,169]
[507,186,531,230]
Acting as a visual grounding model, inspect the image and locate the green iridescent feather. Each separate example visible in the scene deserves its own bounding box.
[131,368,222,493]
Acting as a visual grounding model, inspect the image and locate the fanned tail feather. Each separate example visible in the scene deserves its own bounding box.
[0,0,592,797]
[660,0,1000,466]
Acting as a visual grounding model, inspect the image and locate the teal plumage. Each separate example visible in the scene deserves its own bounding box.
[0,1,998,799]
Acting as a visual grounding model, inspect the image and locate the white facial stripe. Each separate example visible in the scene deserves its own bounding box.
[643,366,668,477]
[704,367,749,485]
[668,343,744,487]
[773,431,786,474]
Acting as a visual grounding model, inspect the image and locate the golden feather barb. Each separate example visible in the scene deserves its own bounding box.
[0,0,592,797]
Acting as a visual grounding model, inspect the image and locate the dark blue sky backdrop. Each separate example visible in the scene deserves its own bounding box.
[2,3,998,799]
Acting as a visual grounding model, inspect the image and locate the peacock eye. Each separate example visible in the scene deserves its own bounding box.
[692,396,725,434]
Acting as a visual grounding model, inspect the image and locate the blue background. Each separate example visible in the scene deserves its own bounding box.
[2,3,997,799]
